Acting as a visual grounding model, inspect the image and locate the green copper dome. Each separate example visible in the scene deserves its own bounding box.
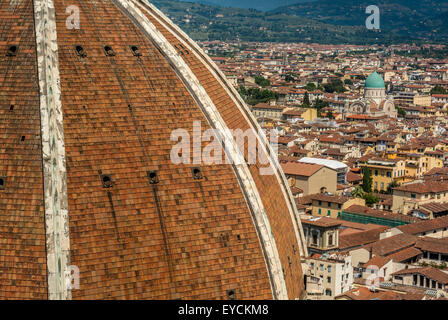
[365,71,385,89]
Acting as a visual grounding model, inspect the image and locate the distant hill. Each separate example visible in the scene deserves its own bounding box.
[174,0,315,11]
[151,0,447,45]
[269,0,448,41]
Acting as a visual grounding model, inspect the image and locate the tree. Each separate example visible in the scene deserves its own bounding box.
[344,79,353,85]
[255,76,270,87]
[305,82,317,91]
[362,167,372,193]
[431,85,447,95]
[237,86,277,105]
[303,92,310,107]
[324,79,346,93]
[285,73,297,83]
[327,110,334,119]
[363,193,379,206]
[396,107,406,117]
[314,98,329,117]
[351,186,365,198]
[387,181,400,194]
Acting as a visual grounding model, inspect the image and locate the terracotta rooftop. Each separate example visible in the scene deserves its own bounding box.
[397,215,448,235]
[415,237,448,255]
[387,247,423,263]
[281,162,323,177]
[347,171,362,183]
[336,286,405,300]
[363,233,418,257]
[300,216,341,228]
[392,266,448,284]
[339,227,388,250]
[394,181,448,194]
[308,193,350,204]
[363,255,392,269]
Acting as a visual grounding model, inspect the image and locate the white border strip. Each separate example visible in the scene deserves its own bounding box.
[34,0,71,300]
[112,0,288,299]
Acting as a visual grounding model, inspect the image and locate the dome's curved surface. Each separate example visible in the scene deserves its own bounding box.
[365,71,385,88]
[0,0,306,300]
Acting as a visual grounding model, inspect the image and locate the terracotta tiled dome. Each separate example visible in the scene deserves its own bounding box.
[0,0,306,299]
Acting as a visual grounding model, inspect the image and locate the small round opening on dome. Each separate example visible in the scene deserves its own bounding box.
[147,170,159,184]
[104,45,116,57]
[75,45,87,58]
[101,174,113,188]
[192,167,202,180]
[6,45,17,56]
[130,45,141,56]
[226,289,236,300]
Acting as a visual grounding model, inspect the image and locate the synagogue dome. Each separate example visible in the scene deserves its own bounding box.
[365,70,385,89]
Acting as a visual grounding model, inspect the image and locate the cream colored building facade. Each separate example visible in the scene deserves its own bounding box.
[392,182,448,214]
[307,253,354,300]
[284,166,338,196]
[311,196,365,219]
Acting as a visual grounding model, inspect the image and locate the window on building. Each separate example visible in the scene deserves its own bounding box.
[387,172,391,178]
[411,193,416,199]
[327,277,331,283]
[318,208,322,215]
[312,233,318,246]
[328,202,331,207]
[430,253,439,260]
[327,210,331,216]
[320,264,324,271]
[328,234,334,246]
[328,265,332,272]
[374,170,378,176]
[338,204,342,209]
[325,289,332,296]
